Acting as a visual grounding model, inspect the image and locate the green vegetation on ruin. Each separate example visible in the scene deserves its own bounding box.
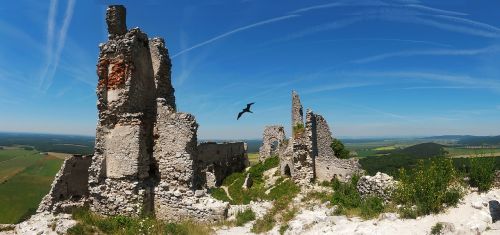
[235,208,256,226]
[210,156,282,204]
[208,155,300,233]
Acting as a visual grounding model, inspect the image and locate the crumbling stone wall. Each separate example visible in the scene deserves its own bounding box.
[38,5,243,223]
[153,111,199,189]
[259,125,286,161]
[89,5,156,216]
[89,5,229,221]
[198,142,249,187]
[37,155,92,213]
[150,37,175,110]
[265,91,362,185]
[291,90,304,128]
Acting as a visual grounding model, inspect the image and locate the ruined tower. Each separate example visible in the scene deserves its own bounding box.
[265,91,361,185]
[38,5,248,222]
[87,5,228,220]
[291,90,304,128]
[87,5,156,216]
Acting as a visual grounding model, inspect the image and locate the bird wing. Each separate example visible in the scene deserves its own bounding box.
[237,111,245,120]
[246,102,255,109]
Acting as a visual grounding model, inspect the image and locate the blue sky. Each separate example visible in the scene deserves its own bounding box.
[1,0,500,139]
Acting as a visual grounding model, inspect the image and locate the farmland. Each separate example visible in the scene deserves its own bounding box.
[0,148,64,223]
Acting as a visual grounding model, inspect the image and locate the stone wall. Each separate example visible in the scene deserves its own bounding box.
[150,37,176,111]
[89,5,229,221]
[37,155,92,213]
[259,125,286,161]
[291,90,304,128]
[89,5,156,216]
[266,91,362,185]
[308,110,362,182]
[198,142,249,187]
[153,111,199,189]
[38,5,242,223]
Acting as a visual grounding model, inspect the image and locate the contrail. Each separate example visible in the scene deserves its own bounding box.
[172,14,299,58]
[39,0,75,92]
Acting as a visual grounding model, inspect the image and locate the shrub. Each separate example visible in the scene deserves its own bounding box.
[331,176,361,209]
[331,138,351,159]
[292,123,305,137]
[393,158,464,217]
[235,209,256,226]
[469,157,495,192]
[360,196,385,219]
[430,222,444,235]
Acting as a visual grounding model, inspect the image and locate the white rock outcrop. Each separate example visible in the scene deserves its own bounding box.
[356,172,396,201]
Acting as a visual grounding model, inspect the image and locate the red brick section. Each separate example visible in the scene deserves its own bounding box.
[97,58,131,90]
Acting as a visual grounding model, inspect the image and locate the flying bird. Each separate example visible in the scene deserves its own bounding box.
[237,102,255,120]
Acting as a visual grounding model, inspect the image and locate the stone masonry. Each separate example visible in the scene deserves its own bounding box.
[37,5,250,223]
[37,155,92,213]
[198,142,249,187]
[291,90,304,128]
[259,125,287,161]
[261,91,362,185]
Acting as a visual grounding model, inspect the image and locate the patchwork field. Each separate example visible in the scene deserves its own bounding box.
[247,153,259,166]
[445,147,500,158]
[0,149,64,223]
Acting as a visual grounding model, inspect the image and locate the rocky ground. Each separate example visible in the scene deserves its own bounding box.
[0,212,76,235]
[1,188,498,234]
[216,188,500,235]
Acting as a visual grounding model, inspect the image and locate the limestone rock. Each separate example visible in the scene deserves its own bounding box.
[357,172,396,201]
[242,173,253,189]
[12,212,76,235]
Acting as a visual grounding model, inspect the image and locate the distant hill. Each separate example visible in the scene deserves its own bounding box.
[391,142,447,157]
[457,136,500,146]
[422,135,500,146]
[0,132,94,155]
[360,142,448,176]
[421,135,472,140]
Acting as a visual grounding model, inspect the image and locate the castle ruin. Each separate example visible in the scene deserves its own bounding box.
[260,91,361,185]
[37,5,249,222]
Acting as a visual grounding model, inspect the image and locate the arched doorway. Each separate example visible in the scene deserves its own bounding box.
[284,164,291,177]
[270,139,279,156]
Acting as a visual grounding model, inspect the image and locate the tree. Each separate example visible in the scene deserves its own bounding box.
[331,138,350,159]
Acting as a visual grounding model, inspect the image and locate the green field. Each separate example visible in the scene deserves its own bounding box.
[248,153,259,166]
[0,149,63,223]
[444,147,500,158]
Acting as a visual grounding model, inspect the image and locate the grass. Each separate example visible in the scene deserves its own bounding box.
[0,149,63,223]
[235,208,256,226]
[374,146,397,151]
[68,207,213,235]
[431,222,444,235]
[247,153,259,166]
[251,179,300,233]
[211,156,280,205]
[445,147,500,157]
